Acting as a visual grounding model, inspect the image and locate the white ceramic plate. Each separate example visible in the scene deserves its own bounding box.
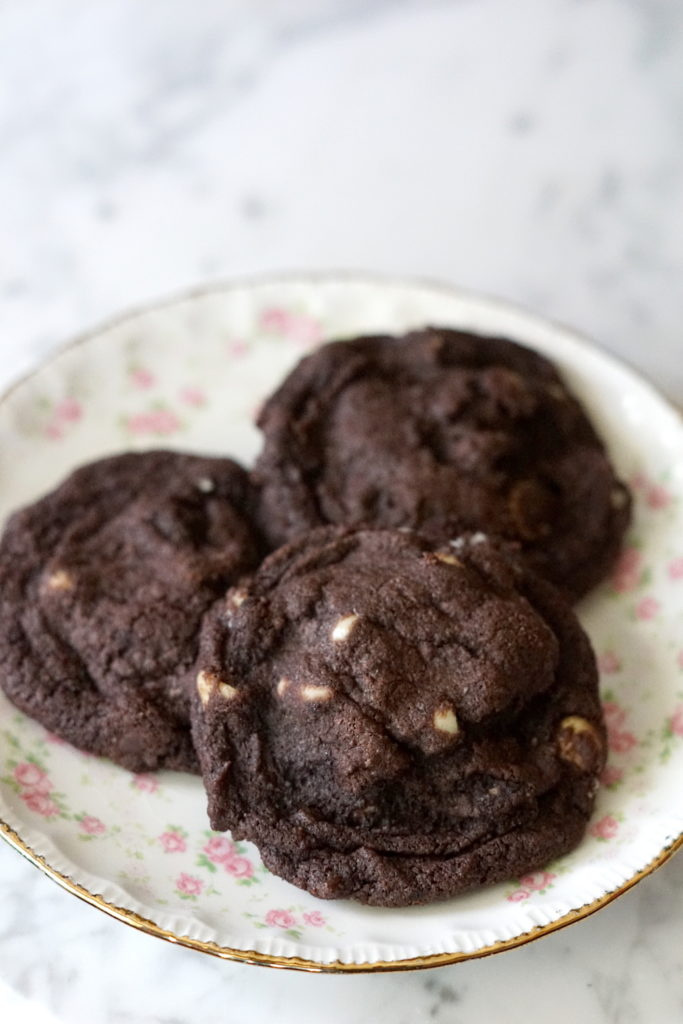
[1,275,682,973]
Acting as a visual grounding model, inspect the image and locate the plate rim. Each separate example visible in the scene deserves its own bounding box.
[2,817,681,973]
[1,270,682,973]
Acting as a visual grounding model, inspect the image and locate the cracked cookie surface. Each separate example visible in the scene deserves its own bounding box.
[0,451,263,772]
[253,327,631,599]
[192,527,605,906]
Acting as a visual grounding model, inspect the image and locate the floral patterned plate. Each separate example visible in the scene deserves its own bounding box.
[1,275,682,973]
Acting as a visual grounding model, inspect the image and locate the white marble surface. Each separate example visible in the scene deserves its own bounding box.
[1,0,682,1020]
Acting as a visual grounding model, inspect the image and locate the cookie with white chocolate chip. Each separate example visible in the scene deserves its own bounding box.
[0,451,263,773]
[191,527,606,907]
[253,327,631,600]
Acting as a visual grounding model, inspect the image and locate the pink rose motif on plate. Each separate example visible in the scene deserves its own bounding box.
[590,815,619,841]
[13,762,48,789]
[125,409,181,437]
[265,909,296,929]
[602,700,638,756]
[611,548,642,594]
[13,762,54,800]
[290,316,322,347]
[21,791,59,818]
[259,307,322,347]
[159,831,187,853]
[55,398,82,423]
[224,855,254,879]
[608,729,637,754]
[612,730,637,754]
[506,888,530,903]
[645,483,671,509]
[260,308,292,333]
[227,338,248,358]
[44,397,83,440]
[130,367,155,389]
[668,557,683,581]
[179,386,206,407]
[630,472,672,509]
[203,836,236,864]
[635,596,659,621]
[302,911,326,927]
[670,705,683,738]
[131,773,159,794]
[176,873,203,897]
[79,815,106,836]
[598,651,621,675]
[518,871,556,892]
[601,764,624,787]
[602,701,627,729]
[678,650,683,671]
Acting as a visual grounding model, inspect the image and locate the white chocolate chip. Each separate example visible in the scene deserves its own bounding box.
[557,715,602,771]
[44,570,74,592]
[331,614,359,642]
[560,715,594,737]
[196,477,215,493]
[433,706,459,735]
[227,588,247,610]
[277,678,332,701]
[470,532,487,545]
[435,552,463,567]
[449,537,466,550]
[196,670,217,705]
[196,670,235,706]
[300,684,333,702]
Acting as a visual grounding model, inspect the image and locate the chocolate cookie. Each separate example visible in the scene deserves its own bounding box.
[253,327,631,599]
[192,527,605,907]
[0,451,263,773]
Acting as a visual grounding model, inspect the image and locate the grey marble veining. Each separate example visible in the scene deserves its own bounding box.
[1,1,682,1021]
[2,0,683,398]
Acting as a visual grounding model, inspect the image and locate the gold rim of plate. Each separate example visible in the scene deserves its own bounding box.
[1,272,682,973]
[1,818,681,972]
